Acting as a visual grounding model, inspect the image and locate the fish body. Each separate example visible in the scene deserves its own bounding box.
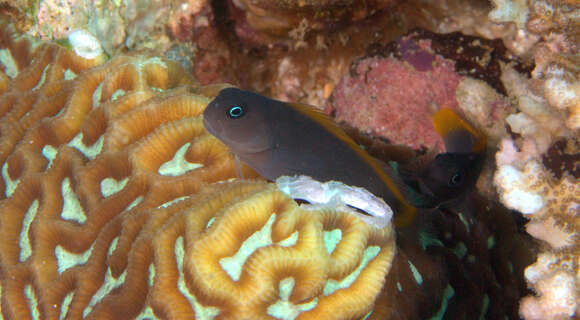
[203,87,416,225]
[400,108,486,208]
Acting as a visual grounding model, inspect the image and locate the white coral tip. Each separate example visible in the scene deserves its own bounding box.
[494,165,544,214]
[68,30,103,60]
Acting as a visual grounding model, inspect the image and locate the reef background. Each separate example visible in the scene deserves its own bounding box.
[1,0,579,319]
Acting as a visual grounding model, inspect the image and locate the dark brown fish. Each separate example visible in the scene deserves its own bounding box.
[399,108,486,208]
[203,87,417,226]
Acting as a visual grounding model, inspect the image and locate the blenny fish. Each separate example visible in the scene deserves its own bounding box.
[203,87,417,227]
[400,108,486,208]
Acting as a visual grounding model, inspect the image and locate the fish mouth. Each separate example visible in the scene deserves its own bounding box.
[202,115,218,137]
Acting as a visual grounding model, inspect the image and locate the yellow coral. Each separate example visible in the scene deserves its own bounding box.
[0,18,395,320]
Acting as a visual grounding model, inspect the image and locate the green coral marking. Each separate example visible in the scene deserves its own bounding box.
[267,278,317,320]
[323,246,380,295]
[176,237,220,319]
[457,212,469,232]
[2,161,20,198]
[126,196,144,210]
[479,294,490,319]
[68,133,103,160]
[361,311,373,320]
[55,243,94,274]
[418,228,443,250]
[408,260,423,285]
[64,69,77,80]
[0,48,18,78]
[100,177,129,197]
[429,285,455,320]
[278,231,298,247]
[32,64,49,90]
[452,242,467,259]
[220,214,277,281]
[323,229,342,254]
[136,306,157,319]
[19,200,39,262]
[487,236,495,249]
[60,292,74,320]
[111,89,126,101]
[205,217,215,229]
[83,268,127,318]
[158,143,202,176]
[158,196,189,208]
[42,145,58,168]
[108,237,118,257]
[55,38,71,49]
[92,82,103,107]
[61,177,87,223]
[148,264,155,286]
[397,282,402,292]
[25,284,40,319]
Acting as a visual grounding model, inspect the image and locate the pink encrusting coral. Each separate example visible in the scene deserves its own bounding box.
[328,48,462,151]
[327,29,527,152]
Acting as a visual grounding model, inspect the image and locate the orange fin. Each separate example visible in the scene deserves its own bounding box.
[393,206,417,227]
[432,108,486,153]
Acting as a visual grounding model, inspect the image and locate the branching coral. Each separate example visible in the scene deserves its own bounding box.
[489,11,579,316]
[0,18,396,320]
[494,137,579,319]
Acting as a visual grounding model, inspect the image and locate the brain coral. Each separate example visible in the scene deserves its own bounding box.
[0,17,396,319]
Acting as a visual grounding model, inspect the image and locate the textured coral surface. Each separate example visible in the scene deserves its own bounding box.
[328,48,462,151]
[2,0,580,318]
[495,138,580,320]
[229,0,400,42]
[0,18,397,319]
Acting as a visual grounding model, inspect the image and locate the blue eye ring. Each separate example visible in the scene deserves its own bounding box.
[449,171,464,187]
[227,105,245,118]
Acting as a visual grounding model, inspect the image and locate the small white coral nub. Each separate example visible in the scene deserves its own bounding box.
[276,175,393,228]
[493,162,545,215]
[68,29,103,60]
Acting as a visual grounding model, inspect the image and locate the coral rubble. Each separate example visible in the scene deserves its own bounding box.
[0,17,397,319]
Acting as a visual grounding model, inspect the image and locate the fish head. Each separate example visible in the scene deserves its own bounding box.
[420,152,483,201]
[203,87,274,154]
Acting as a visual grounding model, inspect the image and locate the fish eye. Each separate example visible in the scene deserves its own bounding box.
[227,105,245,119]
[449,172,464,187]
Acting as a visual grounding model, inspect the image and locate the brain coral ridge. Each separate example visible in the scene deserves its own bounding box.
[0,19,396,320]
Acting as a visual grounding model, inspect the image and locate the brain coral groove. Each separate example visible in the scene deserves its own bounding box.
[0,18,396,320]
